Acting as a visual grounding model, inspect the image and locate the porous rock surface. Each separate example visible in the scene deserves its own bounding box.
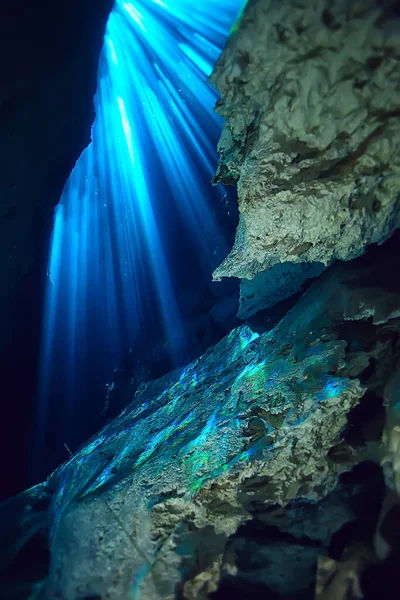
[238,260,324,320]
[37,251,400,600]
[211,0,400,286]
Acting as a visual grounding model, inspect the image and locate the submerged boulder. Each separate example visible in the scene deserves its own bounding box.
[238,261,325,320]
[32,248,400,599]
[211,0,400,291]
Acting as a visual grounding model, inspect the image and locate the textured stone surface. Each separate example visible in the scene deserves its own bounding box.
[216,463,384,599]
[238,260,325,320]
[381,371,400,495]
[36,252,400,599]
[211,0,400,282]
[225,536,319,597]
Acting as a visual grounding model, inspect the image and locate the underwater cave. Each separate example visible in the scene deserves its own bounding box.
[1,0,400,598]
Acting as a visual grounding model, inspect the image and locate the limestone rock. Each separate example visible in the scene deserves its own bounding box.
[211,0,400,282]
[218,464,383,599]
[238,260,325,320]
[40,252,400,599]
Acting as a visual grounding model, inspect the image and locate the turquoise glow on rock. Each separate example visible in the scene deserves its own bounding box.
[50,317,362,517]
[36,0,245,462]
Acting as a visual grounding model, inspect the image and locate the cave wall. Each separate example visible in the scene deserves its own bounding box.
[1,1,400,597]
[7,229,398,600]
[210,0,400,319]
[0,0,114,499]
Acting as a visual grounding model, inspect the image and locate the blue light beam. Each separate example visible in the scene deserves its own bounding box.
[35,0,243,472]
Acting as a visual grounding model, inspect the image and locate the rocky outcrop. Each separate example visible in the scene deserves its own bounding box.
[12,246,395,600]
[2,2,400,597]
[238,260,324,319]
[0,0,114,499]
[211,0,400,294]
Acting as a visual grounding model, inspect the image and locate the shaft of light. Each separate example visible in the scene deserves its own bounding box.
[34,0,244,476]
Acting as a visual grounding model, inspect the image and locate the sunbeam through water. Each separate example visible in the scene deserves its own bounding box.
[34,0,244,479]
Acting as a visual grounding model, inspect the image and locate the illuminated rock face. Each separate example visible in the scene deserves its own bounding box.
[42,251,400,599]
[211,0,400,291]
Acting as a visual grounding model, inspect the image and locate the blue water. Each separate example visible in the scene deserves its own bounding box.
[34,0,243,479]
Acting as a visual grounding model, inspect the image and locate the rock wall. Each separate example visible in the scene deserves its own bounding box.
[2,2,400,597]
[211,0,400,317]
[18,245,398,600]
[0,0,114,499]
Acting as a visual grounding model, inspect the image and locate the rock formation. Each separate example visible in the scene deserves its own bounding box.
[1,244,397,599]
[238,260,324,319]
[2,1,400,598]
[211,0,400,318]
